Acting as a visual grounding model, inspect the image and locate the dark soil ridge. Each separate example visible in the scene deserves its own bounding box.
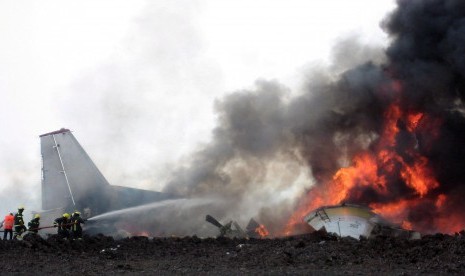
[1,231,465,275]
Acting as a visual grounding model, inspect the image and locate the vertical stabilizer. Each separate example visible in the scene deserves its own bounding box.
[40,128,173,219]
[40,128,109,212]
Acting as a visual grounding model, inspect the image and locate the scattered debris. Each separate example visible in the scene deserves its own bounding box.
[205,215,247,238]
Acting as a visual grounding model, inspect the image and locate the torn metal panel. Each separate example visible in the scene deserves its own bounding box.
[303,204,420,239]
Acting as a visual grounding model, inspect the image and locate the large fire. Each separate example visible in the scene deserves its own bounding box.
[284,79,463,235]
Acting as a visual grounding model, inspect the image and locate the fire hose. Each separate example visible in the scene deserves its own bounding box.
[0,221,85,233]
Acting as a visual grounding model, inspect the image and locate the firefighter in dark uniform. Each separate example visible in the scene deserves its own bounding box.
[54,213,71,239]
[14,206,27,239]
[70,211,86,240]
[28,214,41,234]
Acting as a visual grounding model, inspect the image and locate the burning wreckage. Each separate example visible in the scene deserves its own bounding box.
[303,204,420,240]
[30,1,465,241]
[36,128,419,239]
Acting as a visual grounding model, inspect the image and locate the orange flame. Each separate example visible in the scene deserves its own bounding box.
[406,112,424,132]
[370,199,411,222]
[284,79,451,235]
[402,220,413,230]
[435,194,446,208]
[255,224,269,238]
[136,231,150,237]
[400,156,439,197]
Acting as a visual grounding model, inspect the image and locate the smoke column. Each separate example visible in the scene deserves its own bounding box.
[163,0,465,234]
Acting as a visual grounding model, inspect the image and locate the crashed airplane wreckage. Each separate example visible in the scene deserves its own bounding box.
[38,128,420,239]
[39,128,175,236]
[303,204,421,240]
[39,128,267,238]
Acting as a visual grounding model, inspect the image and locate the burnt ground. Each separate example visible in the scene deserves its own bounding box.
[1,231,465,275]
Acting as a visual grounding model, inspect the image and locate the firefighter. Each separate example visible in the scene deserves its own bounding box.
[53,213,71,239]
[28,214,41,234]
[70,211,86,240]
[14,206,27,239]
[2,212,14,240]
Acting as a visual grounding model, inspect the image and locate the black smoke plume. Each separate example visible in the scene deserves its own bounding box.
[164,0,465,234]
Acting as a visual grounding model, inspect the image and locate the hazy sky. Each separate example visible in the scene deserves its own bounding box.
[0,0,395,217]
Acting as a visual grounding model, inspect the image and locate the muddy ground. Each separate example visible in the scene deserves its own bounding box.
[0,231,464,275]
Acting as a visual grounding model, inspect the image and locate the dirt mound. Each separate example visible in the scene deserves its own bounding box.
[1,231,465,274]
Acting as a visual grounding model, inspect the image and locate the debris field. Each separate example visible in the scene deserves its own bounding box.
[1,231,465,275]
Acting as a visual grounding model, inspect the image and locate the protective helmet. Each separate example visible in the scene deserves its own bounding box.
[34,214,41,219]
[18,205,25,210]
[63,213,70,219]
[73,211,81,216]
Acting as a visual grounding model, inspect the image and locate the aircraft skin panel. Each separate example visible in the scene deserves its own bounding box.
[41,131,73,210]
[325,206,375,219]
[311,215,374,239]
[304,204,422,240]
[304,204,378,239]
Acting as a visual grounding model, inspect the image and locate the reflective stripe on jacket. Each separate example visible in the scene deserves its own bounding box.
[14,213,24,226]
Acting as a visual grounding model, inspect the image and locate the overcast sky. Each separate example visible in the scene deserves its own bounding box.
[0,0,395,217]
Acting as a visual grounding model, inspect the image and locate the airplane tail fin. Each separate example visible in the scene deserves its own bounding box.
[40,128,109,213]
[40,128,173,218]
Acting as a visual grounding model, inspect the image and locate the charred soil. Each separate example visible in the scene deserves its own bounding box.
[1,231,465,275]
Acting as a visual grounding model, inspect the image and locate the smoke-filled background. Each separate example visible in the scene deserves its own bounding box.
[158,0,465,235]
[0,0,421,234]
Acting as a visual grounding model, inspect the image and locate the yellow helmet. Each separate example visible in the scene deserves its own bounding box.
[74,211,81,216]
[34,214,41,219]
[63,213,70,219]
[18,205,25,210]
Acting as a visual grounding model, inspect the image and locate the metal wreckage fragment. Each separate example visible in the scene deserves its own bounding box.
[303,203,421,240]
[205,215,267,238]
